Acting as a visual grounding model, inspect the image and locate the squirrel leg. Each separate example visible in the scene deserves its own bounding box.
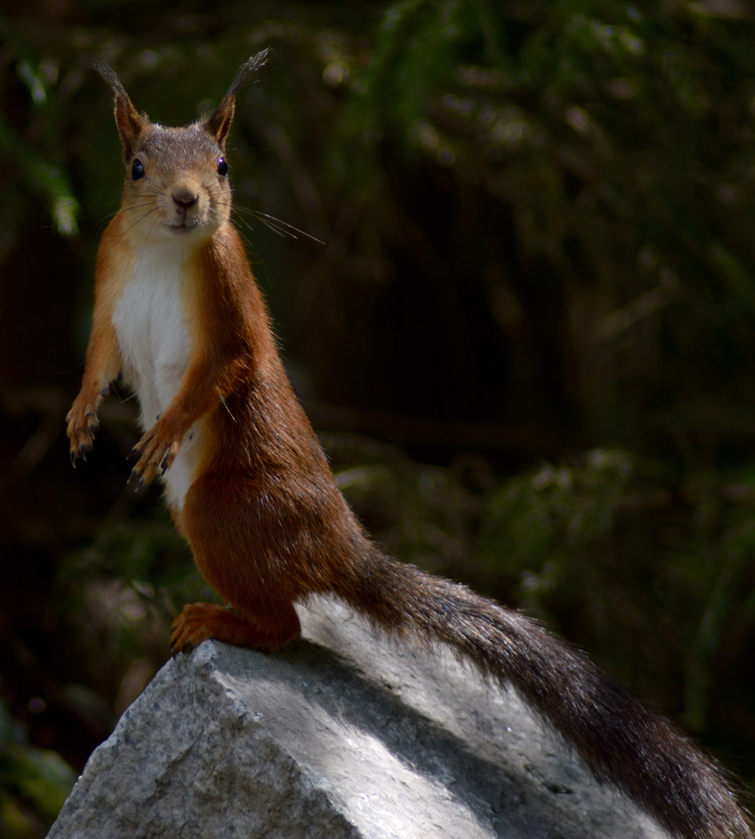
[67,309,120,467]
[171,599,301,654]
[171,476,304,654]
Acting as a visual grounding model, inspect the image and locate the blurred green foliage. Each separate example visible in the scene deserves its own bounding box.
[0,12,79,248]
[347,0,755,442]
[3,0,755,832]
[0,700,75,838]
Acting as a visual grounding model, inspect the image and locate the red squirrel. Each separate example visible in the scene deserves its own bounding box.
[66,53,751,839]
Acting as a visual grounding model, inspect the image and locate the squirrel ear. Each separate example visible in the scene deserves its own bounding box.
[203,96,235,149]
[113,94,146,160]
[91,59,146,159]
[202,49,270,148]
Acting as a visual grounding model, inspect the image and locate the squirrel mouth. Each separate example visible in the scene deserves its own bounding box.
[167,221,199,234]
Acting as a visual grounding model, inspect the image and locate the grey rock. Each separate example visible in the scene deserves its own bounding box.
[48,596,667,839]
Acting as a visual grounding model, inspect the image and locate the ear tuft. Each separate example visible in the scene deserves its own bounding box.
[91,58,146,160]
[224,49,271,100]
[202,49,270,148]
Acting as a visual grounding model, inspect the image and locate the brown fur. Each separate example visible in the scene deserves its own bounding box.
[67,54,753,839]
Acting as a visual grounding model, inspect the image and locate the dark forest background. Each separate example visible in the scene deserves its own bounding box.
[3,0,755,833]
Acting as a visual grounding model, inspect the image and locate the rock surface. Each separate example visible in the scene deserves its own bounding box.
[48,596,667,839]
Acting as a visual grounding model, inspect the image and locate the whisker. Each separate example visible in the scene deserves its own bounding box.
[230,212,261,238]
[232,206,325,244]
[121,202,161,211]
[251,216,288,238]
[219,393,236,422]
[122,208,157,236]
[140,214,161,253]
[232,210,289,239]
[144,174,166,191]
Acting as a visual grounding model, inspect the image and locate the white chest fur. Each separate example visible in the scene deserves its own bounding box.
[112,239,203,510]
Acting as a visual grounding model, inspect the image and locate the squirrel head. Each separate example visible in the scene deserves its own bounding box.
[92,51,269,244]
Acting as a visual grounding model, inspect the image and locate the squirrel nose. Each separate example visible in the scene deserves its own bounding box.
[172,187,199,209]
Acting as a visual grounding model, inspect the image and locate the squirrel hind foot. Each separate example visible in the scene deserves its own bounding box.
[170,601,301,655]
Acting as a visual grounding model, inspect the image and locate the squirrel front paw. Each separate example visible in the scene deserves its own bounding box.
[66,402,100,466]
[129,424,180,487]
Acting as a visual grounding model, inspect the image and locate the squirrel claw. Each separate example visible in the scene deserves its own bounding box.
[67,401,98,468]
[128,430,179,489]
[127,468,144,491]
[69,439,93,469]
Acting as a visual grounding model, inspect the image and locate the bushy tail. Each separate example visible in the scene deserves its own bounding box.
[333,550,751,839]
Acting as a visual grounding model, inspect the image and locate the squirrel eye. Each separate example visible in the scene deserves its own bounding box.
[131,159,145,181]
[217,157,228,176]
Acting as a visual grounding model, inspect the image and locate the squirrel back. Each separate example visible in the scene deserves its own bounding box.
[66,54,753,839]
